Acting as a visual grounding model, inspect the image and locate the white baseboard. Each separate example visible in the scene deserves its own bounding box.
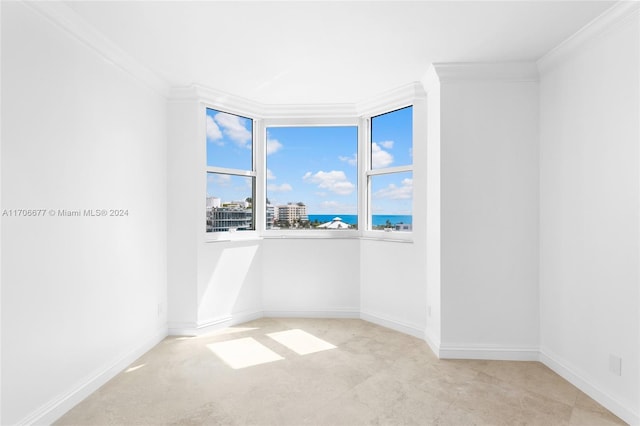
[263,307,360,319]
[423,328,441,358]
[360,310,425,340]
[18,327,168,426]
[539,348,639,426]
[167,320,200,336]
[168,310,264,336]
[438,344,539,361]
[20,314,638,426]
[195,310,264,335]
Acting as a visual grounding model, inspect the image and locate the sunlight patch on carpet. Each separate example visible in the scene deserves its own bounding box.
[267,329,336,355]
[207,337,284,369]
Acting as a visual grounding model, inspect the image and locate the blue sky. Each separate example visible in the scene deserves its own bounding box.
[206,106,412,215]
[266,126,357,214]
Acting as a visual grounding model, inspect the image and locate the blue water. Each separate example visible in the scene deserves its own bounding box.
[308,214,412,226]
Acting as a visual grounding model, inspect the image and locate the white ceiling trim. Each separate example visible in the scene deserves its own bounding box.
[171,85,357,119]
[537,1,639,74]
[22,0,172,98]
[171,82,427,120]
[30,0,622,115]
[262,103,358,120]
[356,82,426,117]
[18,0,430,116]
[171,85,264,118]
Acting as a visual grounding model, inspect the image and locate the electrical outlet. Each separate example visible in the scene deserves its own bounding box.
[609,354,622,376]
[427,305,432,317]
[157,303,163,318]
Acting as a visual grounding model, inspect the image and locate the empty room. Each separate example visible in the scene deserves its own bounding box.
[1,1,639,425]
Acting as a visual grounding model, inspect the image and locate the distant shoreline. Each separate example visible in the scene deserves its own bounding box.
[307,214,412,226]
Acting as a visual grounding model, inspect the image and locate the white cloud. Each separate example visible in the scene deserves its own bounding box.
[267,138,283,155]
[267,183,293,192]
[266,169,276,180]
[214,112,252,148]
[372,143,394,168]
[339,154,357,166]
[378,140,394,149]
[207,174,232,186]
[374,178,412,200]
[206,115,223,145]
[303,170,355,196]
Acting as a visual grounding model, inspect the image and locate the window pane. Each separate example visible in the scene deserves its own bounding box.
[370,172,412,231]
[206,108,253,170]
[370,106,412,170]
[206,173,254,232]
[266,126,358,230]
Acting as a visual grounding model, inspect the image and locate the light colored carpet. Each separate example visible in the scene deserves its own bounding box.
[56,318,626,425]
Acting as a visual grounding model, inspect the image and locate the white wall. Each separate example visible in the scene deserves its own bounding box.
[539,10,640,423]
[167,95,265,334]
[423,67,442,349]
[436,65,540,356]
[360,241,426,337]
[167,99,199,332]
[197,241,263,326]
[360,95,429,339]
[262,239,360,316]
[1,2,167,424]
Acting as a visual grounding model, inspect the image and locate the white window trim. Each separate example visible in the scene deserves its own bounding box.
[196,82,425,243]
[204,104,259,242]
[361,105,414,242]
[262,117,361,239]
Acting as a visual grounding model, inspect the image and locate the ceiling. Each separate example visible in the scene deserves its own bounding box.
[65,1,615,104]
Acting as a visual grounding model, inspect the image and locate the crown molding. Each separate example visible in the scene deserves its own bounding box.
[538,1,640,74]
[171,83,425,119]
[171,85,265,118]
[22,0,171,98]
[421,65,441,94]
[263,103,357,119]
[20,0,432,118]
[356,82,426,117]
[431,62,539,83]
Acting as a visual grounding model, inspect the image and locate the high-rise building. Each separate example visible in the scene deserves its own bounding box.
[206,199,252,232]
[276,202,308,224]
[266,204,275,229]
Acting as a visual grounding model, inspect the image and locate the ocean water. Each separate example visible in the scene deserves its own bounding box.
[308,214,412,226]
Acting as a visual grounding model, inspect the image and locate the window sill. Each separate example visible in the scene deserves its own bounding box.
[205,231,262,243]
[360,230,413,243]
[204,231,412,243]
[262,230,360,240]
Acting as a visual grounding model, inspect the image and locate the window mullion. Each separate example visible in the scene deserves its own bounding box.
[366,165,413,177]
[254,119,265,233]
[359,117,370,233]
[206,166,256,177]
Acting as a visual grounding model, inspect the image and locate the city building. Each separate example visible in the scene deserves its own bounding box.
[275,202,308,224]
[206,199,253,232]
[317,217,351,229]
[206,207,252,232]
[394,223,411,232]
[266,204,275,229]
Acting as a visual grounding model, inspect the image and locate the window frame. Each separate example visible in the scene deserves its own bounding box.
[199,83,423,243]
[261,116,361,240]
[362,105,414,242]
[204,105,258,242]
